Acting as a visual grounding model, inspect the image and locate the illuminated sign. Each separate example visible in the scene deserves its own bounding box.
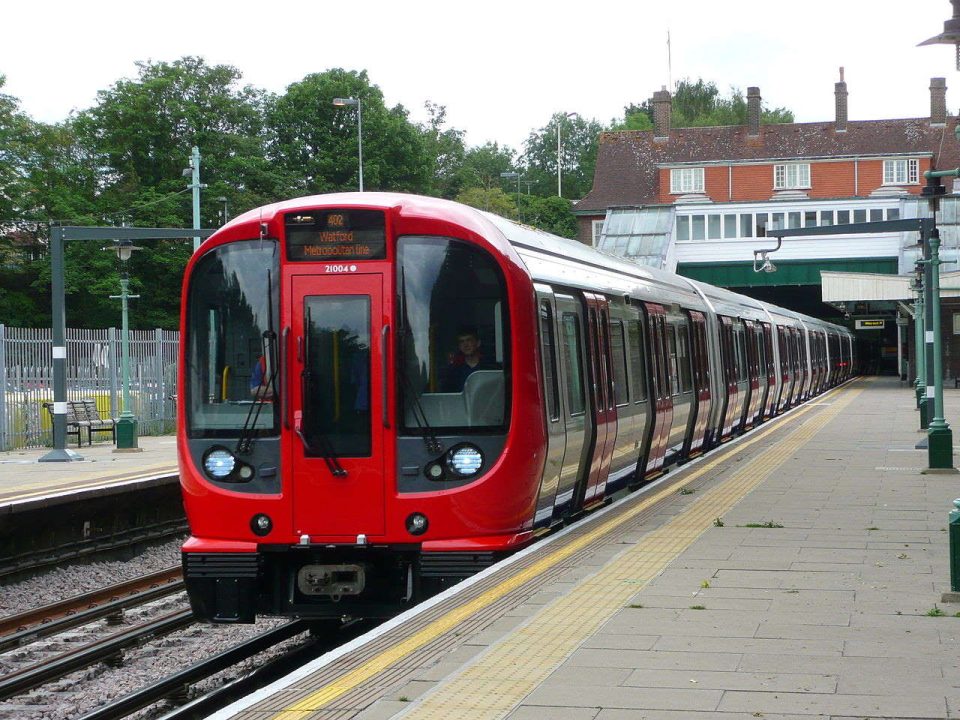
[285,209,386,261]
[855,319,885,330]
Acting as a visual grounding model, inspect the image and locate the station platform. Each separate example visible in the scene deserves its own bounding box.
[0,434,178,511]
[211,376,960,720]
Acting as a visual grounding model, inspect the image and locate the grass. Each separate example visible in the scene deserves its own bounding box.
[741,521,784,528]
[927,605,946,617]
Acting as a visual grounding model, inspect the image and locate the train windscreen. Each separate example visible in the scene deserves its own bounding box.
[397,236,510,432]
[185,240,280,438]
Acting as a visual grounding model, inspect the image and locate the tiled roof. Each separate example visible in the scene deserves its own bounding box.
[575,117,960,213]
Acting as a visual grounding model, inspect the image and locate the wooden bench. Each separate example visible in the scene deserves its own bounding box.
[42,399,117,446]
[42,401,83,447]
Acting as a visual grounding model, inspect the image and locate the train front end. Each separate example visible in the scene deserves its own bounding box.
[178,194,544,623]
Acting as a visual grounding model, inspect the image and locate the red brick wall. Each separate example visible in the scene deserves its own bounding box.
[660,158,931,203]
[576,215,601,245]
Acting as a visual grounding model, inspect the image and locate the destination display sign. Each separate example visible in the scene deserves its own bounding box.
[855,319,885,330]
[285,209,386,261]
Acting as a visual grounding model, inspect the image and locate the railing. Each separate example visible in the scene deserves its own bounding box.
[0,325,178,450]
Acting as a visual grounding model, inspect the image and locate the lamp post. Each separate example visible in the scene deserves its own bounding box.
[500,171,521,221]
[183,146,204,252]
[557,111,578,197]
[333,97,363,191]
[108,240,142,452]
[218,196,229,226]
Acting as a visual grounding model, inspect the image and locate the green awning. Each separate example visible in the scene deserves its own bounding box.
[677,257,899,287]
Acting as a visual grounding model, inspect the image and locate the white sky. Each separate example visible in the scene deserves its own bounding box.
[2,1,958,153]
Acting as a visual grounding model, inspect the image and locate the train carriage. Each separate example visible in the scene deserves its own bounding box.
[178,193,854,624]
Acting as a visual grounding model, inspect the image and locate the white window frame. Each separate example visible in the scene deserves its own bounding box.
[773,163,810,190]
[883,159,920,186]
[591,219,604,246]
[670,167,704,194]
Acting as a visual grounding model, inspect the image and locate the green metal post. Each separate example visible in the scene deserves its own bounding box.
[111,274,141,451]
[926,228,954,469]
[915,277,926,411]
[191,146,202,253]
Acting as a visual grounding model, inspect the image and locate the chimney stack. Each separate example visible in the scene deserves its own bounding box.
[747,87,761,136]
[931,77,947,126]
[835,67,848,132]
[652,86,672,139]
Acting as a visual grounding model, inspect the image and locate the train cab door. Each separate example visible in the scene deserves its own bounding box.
[643,303,672,476]
[683,310,711,458]
[742,320,761,430]
[762,323,777,418]
[289,273,387,539]
[581,293,616,506]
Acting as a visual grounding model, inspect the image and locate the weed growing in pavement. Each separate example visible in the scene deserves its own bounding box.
[867,527,879,531]
[678,487,695,495]
[399,696,410,702]
[927,605,946,617]
[689,605,706,610]
[741,521,784,528]
[627,603,644,608]
[713,517,724,527]
[700,580,711,589]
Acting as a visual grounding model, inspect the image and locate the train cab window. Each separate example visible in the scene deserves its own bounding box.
[540,302,560,422]
[628,320,648,402]
[734,328,748,383]
[677,325,693,393]
[185,240,280,438]
[610,320,629,406]
[561,313,586,416]
[397,237,509,431]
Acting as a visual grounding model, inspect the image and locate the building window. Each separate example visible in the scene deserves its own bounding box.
[954,313,960,336]
[591,220,604,246]
[676,215,690,241]
[670,167,704,194]
[774,163,811,190]
[883,159,919,185]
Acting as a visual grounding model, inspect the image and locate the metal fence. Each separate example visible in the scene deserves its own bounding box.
[0,325,179,450]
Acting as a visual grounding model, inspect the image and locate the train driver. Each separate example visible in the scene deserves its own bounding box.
[441,328,493,392]
[250,355,274,399]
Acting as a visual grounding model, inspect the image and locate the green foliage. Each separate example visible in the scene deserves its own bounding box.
[461,142,517,191]
[520,113,603,200]
[455,186,517,218]
[617,78,794,130]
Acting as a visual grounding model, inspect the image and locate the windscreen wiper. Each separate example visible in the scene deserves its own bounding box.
[237,329,277,455]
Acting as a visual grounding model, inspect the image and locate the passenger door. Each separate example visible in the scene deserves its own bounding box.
[290,273,386,539]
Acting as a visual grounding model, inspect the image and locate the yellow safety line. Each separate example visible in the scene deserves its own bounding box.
[270,381,861,719]
[400,382,864,720]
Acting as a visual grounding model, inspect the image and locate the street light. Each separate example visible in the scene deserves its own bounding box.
[557,112,578,197]
[500,171,521,221]
[106,240,142,452]
[333,97,363,191]
[217,196,229,226]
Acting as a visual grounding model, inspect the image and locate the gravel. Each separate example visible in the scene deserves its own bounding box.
[0,537,315,720]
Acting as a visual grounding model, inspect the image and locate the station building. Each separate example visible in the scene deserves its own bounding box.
[574,75,960,376]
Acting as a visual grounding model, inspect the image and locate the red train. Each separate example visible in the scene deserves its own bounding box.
[178,193,854,623]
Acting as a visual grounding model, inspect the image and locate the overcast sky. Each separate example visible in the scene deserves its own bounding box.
[3,1,959,153]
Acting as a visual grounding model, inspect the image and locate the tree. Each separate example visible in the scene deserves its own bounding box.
[619,78,794,130]
[521,113,603,200]
[458,142,517,192]
[267,69,432,195]
[455,187,518,218]
[420,102,467,199]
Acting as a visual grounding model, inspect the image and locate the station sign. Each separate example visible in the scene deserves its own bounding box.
[855,319,885,330]
[285,209,386,261]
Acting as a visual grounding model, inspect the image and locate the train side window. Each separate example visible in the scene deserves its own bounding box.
[677,324,693,393]
[540,301,560,422]
[561,313,586,416]
[666,324,680,396]
[628,320,648,402]
[735,328,748,382]
[610,319,629,406]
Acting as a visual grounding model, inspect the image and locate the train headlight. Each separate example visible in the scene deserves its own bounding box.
[447,445,483,477]
[250,513,272,536]
[406,512,429,536]
[203,448,236,479]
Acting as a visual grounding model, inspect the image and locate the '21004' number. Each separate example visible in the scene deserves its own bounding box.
[325,264,357,273]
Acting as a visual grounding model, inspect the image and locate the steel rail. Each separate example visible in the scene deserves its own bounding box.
[0,608,194,700]
[0,566,182,639]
